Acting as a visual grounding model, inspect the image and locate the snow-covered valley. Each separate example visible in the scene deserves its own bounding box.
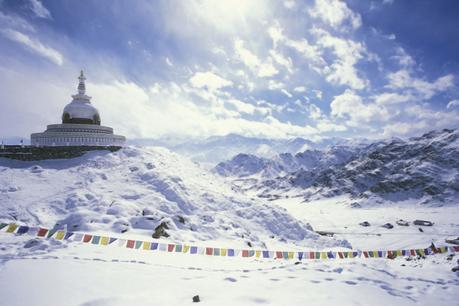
[1,130,459,306]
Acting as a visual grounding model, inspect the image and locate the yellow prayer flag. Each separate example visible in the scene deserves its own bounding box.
[55,231,65,240]
[220,248,227,256]
[6,224,18,233]
[143,241,151,250]
[321,252,327,259]
[100,236,109,245]
[396,250,403,256]
[183,245,190,253]
[288,252,294,259]
[255,250,261,258]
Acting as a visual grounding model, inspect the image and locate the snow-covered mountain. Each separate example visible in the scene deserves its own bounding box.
[129,134,368,165]
[215,145,358,179]
[215,129,459,205]
[0,146,348,249]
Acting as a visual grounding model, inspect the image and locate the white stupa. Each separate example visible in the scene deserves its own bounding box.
[31,71,126,147]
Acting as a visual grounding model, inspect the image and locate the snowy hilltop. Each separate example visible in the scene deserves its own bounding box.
[214,129,459,206]
[0,146,348,250]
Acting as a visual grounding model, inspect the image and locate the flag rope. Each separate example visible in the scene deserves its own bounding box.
[1,223,457,260]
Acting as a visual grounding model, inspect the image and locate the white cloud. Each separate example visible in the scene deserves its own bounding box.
[165,57,173,66]
[392,47,415,67]
[284,38,325,70]
[0,11,35,32]
[281,89,293,98]
[331,89,389,126]
[29,0,52,19]
[387,69,454,100]
[382,105,459,137]
[294,86,306,93]
[387,33,396,40]
[382,121,427,138]
[313,29,368,90]
[0,29,63,65]
[234,39,278,77]
[297,101,323,119]
[309,0,362,30]
[269,49,293,73]
[226,99,257,115]
[257,60,279,77]
[268,22,326,73]
[189,71,232,91]
[88,79,319,139]
[316,119,347,132]
[283,0,296,9]
[374,92,412,105]
[312,89,323,100]
[447,99,459,109]
[268,80,284,90]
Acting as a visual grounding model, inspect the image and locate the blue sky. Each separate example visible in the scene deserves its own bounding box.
[0,0,458,141]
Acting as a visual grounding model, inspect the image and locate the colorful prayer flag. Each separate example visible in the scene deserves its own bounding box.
[126,240,135,248]
[91,236,101,245]
[16,226,29,235]
[100,236,109,245]
[83,234,92,243]
[6,224,18,233]
[55,230,65,240]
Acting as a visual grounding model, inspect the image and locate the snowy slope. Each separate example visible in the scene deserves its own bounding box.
[1,138,459,306]
[0,146,348,250]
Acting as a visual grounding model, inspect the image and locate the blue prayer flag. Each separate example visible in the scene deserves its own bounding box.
[16,226,29,234]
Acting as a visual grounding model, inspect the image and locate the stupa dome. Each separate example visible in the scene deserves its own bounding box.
[31,70,125,147]
[61,70,101,125]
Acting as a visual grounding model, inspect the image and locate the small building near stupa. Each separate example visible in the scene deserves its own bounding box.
[31,71,126,147]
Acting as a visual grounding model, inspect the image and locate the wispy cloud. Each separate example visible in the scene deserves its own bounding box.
[28,0,52,19]
[309,0,362,30]
[1,29,63,65]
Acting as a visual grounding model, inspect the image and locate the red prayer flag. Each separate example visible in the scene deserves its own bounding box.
[309,251,315,259]
[83,234,92,243]
[242,250,249,257]
[127,240,135,248]
[338,252,344,259]
[37,228,48,237]
[363,251,369,258]
[168,244,175,252]
[276,251,283,259]
[206,247,213,255]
